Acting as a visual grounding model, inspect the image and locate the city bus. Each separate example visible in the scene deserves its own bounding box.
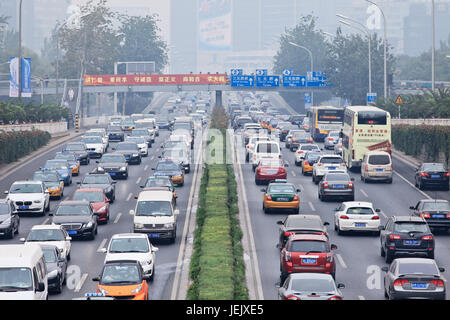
[307,106,344,141]
[342,106,392,170]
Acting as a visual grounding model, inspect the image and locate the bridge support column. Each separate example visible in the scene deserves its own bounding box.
[215,90,222,108]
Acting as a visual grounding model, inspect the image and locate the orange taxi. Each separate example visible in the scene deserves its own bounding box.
[302,151,322,176]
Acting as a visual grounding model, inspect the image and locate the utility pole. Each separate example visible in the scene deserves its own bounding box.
[18,0,23,99]
[431,0,435,91]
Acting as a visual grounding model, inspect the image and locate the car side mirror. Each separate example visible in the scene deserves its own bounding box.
[350,178,355,182]
[331,244,338,250]
[3,191,8,194]
[296,189,301,193]
[100,248,107,253]
[48,213,53,216]
[409,206,415,210]
[334,208,339,211]
[378,225,385,231]
[152,247,159,253]
[337,283,345,289]
[96,161,100,163]
[276,220,283,225]
[260,188,266,192]
[130,210,135,216]
[275,282,281,288]
[439,267,445,273]
[20,238,26,242]
[134,196,138,200]
[44,190,49,194]
[76,182,81,185]
[375,209,381,213]
[323,222,330,226]
[92,277,100,282]
[66,236,72,241]
[381,267,389,272]
[36,282,45,292]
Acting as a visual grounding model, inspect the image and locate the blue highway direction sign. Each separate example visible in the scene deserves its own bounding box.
[256,75,280,88]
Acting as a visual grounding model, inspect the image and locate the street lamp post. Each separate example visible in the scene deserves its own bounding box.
[337,14,372,94]
[431,0,435,91]
[288,41,314,105]
[365,0,387,99]
[18,0,23,99]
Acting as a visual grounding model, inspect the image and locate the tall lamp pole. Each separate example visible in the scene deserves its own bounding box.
[288,41,314,105]
[431,0,435,91]
[18,0,23,99]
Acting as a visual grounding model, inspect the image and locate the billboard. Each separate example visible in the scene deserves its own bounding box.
[198,0,232,51]
[9,57,32,98]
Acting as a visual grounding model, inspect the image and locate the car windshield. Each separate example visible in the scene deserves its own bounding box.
[289,241,329,253]
[290,278,335,292]
[109,238,149,253]
[328,132,340,137]
[10,184,42,194]
[45,161,68,170]
[300,145,319,151]
[293,132,309,139]
[320,157,342,164]
[108,126,121,131]
[325,174,349,181]
[131,130,149,136]
[101,264,141,285]
[27,229,65,241]
[306,153,321,161]
[368,155,390,165]
[55,205,90,216]
[398,262,438,276]
[423,202,450,211]
[64,144,85,151]
[42,249,58,263]
[82,137,103,144]
[346,207,374,215]
[126,137,146,144]
[82,175,110,184]
[136,201,172,216]
[55,153,77,161]
[33,172,59,182]
[101,155,125,163]
[268,185,295,193]
[156,162,180,171]
[423,163,446,171]
[0,204,9,214]
[116,143,138,151]
[0,268,33,291]
[393,223,428,233]
[73,191,104,202]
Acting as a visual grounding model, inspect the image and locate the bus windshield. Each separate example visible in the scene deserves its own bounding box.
[357,111,387,125]
[318,109,344,123]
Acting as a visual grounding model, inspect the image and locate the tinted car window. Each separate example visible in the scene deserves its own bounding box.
[82,175,110,184]
[101,264,141,285]
[10,184,42,194]
[346,207,374,215]
[398,262,438,275]
[73,191,104,202]
[289,241,328,253]
[422,202,450,211]
[325,174,349,181]
[55,205,91,216]
[320,157,342,164]
[393,222,428,233]
[368,155,390,165]
[423,163,446,171]
[256,143,279,153]
[291,278,335,292]
[101,155,125,163]
[27,229,65,241]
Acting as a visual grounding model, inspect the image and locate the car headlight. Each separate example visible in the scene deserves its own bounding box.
[85,221,94,228]
[134,223,144,229]
[120,167,127,171]
[98,286,108,294]
[132,153,139,157]
[164,223,174,229]
[97,167,104,171]
[141,259,152,266]
[1,217,11,226]
[61,173,68,177]
[131,285,142,294]
[48,270,58,279]
[33,200,42,204]
[97,205,107,213]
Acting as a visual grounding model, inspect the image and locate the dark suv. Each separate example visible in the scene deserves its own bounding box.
[379,216,435,263]
[0,199,20,239]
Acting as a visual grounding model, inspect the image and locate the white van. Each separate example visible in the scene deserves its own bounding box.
[132,190,179,243]
[361,151,393,183]
[0,244,48,300]
[252,141,281,171]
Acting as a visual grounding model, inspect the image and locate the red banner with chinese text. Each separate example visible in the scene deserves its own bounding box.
[84,74,227,86]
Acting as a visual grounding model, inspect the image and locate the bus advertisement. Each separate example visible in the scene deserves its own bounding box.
[308,106,344,142]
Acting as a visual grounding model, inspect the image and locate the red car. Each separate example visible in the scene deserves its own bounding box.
[280,234,338,283]
[72,188,110,224]
[255,159,287,185]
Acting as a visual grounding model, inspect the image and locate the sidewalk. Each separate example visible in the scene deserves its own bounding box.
[0,129,85,180]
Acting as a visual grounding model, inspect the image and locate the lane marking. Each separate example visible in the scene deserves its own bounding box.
[114,212,122,224]
[299,184,304,192]
[291,171,296,177]
[74,273,88,292]
[360,189,369,198]
[97,238,108,252]
[336,254,347,269]
[144,165,149,171]
[394,171,432,200]
[379,210,388,219]
[126,193,133,201]
[308,201,316,211]
[42,218,49,225]
[136,177,142,185]
[150,155,154,160]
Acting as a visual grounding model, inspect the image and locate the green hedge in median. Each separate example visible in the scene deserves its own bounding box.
[0,129,51,164]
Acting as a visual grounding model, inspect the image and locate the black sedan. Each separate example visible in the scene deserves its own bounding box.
[318,173,354,202]
[106,125,125,142]
[50,201,98,240]
[415,163,449,191]
[63,142,90,165]
[40,244,67,294]
[0,199,20,239]
[379,216,435,263]
[410,199,450,231]
[78,173,116,202]
[95,153,129,180]
[382,258,445,300]
[113,142,142,165]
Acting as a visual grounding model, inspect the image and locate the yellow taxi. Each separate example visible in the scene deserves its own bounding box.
[32,170,64,199]
[261,180,300,214]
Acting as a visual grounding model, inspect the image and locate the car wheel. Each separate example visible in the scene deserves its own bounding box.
[428,251,435,259]
[245,154,249,162]
[7,228,14,239]
[387,178,393,184]
[255,179,260,185]
[55,277,63,294]
[263,206,269,214]
[380,243,385,257]
[67,252,71,261]
[337,224,344,236]
[418,181,424,190]
[384,287,389,298]
[150,269,155,282]
[385,250,393,263]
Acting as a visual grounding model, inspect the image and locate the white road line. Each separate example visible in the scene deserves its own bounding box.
[74,273,88,292]
[361,189,369,198]
[394,171,432,200]
[379,210,388,219]
[126,193,133,201]
[308,201,316,211]
[114,212,122,224]
[136,177,142,185]
[150,156,154,160]
[442,276,447,282]
[144,165,149,171]
[42,218,49,225]
[97,238,108,252]
[299,184,304,192]
[291,171,296,177]
[358,296,366,300]
[336,254,347,269]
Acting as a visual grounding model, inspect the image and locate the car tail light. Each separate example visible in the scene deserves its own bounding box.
[446,214,450,219]
[328,296,342,300]
[285,295,300,300]
[340,215,349,219]
[348,182,354,188]
[304,161,309,166]
[340,163,346,167]
[284,231,295,237]
[422,235,433,241]
[293,194,299,201]
[393,279,409,287]
[296,150,304,154]
[420,213,431,219]
[444,173,450,177]
[323,182,329,188]
[266,194,272,201]
[421,172,430,177]
[430,280,445,287]
[279,168,287,174]
[292,138,296,142]
[365,166,368,172]
[389,234,401,240]
[371,216,380,220]
[328,138,333,141]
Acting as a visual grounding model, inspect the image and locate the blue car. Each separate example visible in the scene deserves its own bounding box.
[43,160,72,186]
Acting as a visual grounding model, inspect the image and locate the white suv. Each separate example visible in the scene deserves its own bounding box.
[312,155,347,184]
[252,141,281,171]
[81,136,106,158]
[101,233,159,281]
[5,181,50,216]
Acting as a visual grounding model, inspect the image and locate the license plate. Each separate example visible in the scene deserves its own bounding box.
[433,214,445,218]
[89,151,95,154]
[333,184,344,189]
[355,223,366,227]
[109,172,116,176]
[376,168,383,172]
[412,283,427,289]
[277,197,288,201]
[404,240,419,245]
[267,170,277,174]
[125,156,130,160]
[431,175,440,178]
[302,259,316,264]
[67,231,77,235]
[149,233,160,238]
[19,206,29,210]
[328,167,336,170]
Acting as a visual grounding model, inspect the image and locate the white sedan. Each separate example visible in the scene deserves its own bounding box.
[334,201,381,235]
[294,144,321,166]
[22,224,72,260]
